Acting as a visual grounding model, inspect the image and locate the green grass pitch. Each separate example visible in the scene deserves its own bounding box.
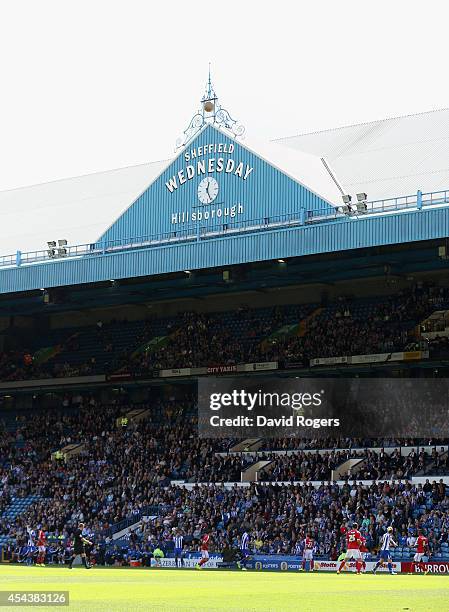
[0,565,446,612]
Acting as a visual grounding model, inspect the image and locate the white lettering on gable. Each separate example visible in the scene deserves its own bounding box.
[165,144,254,193]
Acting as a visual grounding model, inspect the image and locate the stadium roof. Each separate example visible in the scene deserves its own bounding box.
[0,128,341,256]
[3,107,449,257]
[274,107,449,202]
[0,160,168,256]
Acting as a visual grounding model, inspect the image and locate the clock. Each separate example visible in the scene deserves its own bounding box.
[197,177,219,204]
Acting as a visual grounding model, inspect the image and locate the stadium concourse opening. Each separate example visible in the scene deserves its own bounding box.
[1,96,449,599]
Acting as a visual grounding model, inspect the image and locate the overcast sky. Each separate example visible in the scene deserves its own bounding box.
[0,0,448,191]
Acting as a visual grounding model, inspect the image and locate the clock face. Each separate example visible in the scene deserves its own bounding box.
[197,177,219,204]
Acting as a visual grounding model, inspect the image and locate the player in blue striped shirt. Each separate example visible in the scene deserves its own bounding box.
[26,527,36,566]
[372,527,398,575]
[173,529,184,568]
[237,530,250,571]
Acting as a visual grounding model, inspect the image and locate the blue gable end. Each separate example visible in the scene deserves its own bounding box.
[97,125,335,245]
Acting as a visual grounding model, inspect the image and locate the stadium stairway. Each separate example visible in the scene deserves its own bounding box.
[103,504,163,540]
[331,458,366,480]
[241,460,273,482]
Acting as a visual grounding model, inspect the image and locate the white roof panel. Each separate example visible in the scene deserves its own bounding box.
[0,160,168,255]
[273,108,449,201]
[241,134,342,205]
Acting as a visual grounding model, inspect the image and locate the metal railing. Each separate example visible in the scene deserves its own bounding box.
[1,188,449,270]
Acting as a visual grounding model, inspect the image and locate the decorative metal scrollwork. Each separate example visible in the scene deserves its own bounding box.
[176,68,245,150]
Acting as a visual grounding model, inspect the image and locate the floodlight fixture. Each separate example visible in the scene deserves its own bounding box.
[354,202,368,213]
[57,238,68,256]
[47,241,57,258]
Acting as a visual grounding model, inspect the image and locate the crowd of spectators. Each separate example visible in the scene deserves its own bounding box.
[1,275,449,570]
[132,479,449,558]
[4,480,448,564]
[0,402,247,546]
[1,399,448,563]
[1,283,449,382]
[261,436,448,451]
[256,447,435,482]
[261,284,449,364]
[0,348,94,382]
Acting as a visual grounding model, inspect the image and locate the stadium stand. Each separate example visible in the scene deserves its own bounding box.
[1,283,449,382]
[1,397,448,564]
[1,103,449,575]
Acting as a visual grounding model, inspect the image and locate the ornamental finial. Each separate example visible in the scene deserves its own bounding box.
[175,68,245,150]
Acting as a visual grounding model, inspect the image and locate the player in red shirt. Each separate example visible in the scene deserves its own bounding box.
[337,526,349,572]
[300,534,315,572]
[359,535,368,573]
[196,529,210,569]
[337,522,363,575]
[36,527,47,567]
[412,530,429,575]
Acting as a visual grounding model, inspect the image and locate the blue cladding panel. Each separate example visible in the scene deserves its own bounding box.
[97,125,334,245]
[1,206,449,294]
